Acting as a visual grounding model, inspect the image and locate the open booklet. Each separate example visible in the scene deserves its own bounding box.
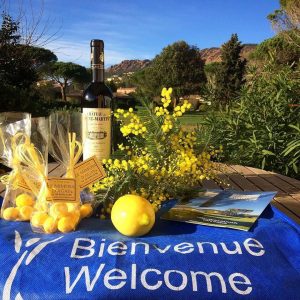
[161,189,277,231]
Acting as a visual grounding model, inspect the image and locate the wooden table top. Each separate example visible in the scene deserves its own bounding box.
[1,162,300,224]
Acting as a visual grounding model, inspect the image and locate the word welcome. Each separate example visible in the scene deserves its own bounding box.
[64,238,265,296]
[65,263,252,295]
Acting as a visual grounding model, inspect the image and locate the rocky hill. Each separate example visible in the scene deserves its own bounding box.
[200,44,257,64]
[105,44,257,75]
[106,59,151,76]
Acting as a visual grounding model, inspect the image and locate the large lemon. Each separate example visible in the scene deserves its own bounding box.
[111,194,155,237]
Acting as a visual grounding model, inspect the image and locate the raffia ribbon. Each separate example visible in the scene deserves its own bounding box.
[0,131,25,189]
[66,132,82,179]
[15,134,48,209]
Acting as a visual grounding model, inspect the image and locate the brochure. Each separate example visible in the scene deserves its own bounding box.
[161,189,277,231]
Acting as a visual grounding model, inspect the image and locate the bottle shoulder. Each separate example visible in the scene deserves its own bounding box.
[83,82,113,100]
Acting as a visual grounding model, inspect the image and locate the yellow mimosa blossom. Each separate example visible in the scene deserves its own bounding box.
[91,87,221,212]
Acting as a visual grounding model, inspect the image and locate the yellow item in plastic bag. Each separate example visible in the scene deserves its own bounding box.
[16,193,35,207]
[2,207,19,221]
[49,203,68,219]
[67,203,77,212]
[19,206,34,221]
[68,210,81,224]
[43,216,58,234]
[80,203,93,219]
[31,212,48,227]
[58,216,76,233]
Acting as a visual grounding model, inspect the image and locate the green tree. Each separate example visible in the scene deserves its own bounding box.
[268,0,300,48]
[214,34,246,106]
[106,80,118,93]
[0,13,57,113]
[40,62,88,101]
[204,62,221,88]
[250,34,300,66]
[133,41,206,105]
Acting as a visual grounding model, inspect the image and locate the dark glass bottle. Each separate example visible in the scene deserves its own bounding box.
[82,39,114,161]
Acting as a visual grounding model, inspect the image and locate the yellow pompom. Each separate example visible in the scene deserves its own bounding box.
[2,207,19,221]
[16,194,34,207]
[49,203,68,219]
[43,217,58,234]
[19,206,34,221]
[58,216,76,233]
[80,203,93,219]
[31,212,49,227]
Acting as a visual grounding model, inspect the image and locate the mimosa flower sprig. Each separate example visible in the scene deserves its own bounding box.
[91,88,221,211]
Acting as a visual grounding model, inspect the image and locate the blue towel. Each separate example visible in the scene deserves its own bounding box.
[0,202,299,299]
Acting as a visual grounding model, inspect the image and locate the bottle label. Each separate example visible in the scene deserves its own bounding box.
[91,51,104,69]
[82,108,111,161]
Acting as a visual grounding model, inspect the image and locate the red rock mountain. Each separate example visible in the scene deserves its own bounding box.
[200,44,257,64]
[106,59,151,76]
[105,44,257,75]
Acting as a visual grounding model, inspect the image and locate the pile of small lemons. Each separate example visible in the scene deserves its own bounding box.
[2,193,35,221]
[32,202,93,234]
[1,193,93,234]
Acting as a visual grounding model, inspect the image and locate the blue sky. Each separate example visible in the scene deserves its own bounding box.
[6,0,280,67]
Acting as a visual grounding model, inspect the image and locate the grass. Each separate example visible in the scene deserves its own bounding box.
[135,105,207,129]
[179,112,206,125]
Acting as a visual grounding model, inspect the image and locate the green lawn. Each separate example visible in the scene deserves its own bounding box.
[179,112,206,126]
[135,105,207,128]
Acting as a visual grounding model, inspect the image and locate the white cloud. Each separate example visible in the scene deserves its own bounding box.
[47,38,151,67]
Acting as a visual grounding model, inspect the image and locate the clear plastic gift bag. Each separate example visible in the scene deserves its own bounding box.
[0,112,35,222]
[45,111,93,233]
[15,117,50,232]
[49,111,82,179]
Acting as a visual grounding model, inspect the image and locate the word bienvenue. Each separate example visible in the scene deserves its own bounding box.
[65,238,265,296]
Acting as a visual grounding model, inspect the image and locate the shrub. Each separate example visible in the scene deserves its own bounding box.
[202,63,300,178]
[282,124,300,174]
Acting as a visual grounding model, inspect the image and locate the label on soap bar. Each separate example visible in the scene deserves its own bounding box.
[46,178,79,203]
[74,155,106,189]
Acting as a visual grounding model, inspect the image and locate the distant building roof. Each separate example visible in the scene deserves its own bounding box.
[116,87,136,95]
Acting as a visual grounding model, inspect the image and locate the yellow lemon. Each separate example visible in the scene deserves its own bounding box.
[31,212,49,227]
[58,216,76,233]
[43,217,58,234]
[49,203,68,219]
[2,207,19,221]
[80,203,93,219]
[19,206,34,221]
[111,194,155,237]
[16,194,35,207]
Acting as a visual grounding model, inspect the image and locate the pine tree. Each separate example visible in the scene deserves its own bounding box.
[0,13,57,113]
[214,34,246,106]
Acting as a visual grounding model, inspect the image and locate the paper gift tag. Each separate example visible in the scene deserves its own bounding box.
[74,155,106,189]
[17,173,41,193]
[46,177,80,203]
